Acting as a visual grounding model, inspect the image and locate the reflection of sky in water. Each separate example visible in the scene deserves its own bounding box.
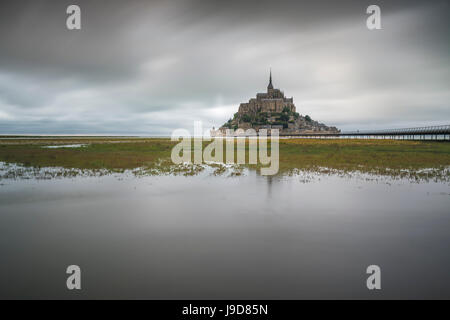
[0,170,449,299]
[42,144,87,149]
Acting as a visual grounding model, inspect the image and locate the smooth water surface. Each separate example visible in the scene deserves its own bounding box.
[0,169,449,299]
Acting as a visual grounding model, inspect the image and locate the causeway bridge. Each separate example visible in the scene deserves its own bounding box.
[280,124,450,141]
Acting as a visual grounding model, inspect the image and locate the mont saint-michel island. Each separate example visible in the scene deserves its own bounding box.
[213,71,339,136]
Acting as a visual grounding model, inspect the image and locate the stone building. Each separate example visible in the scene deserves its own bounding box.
[238,70,296,114]
[214,70,340,136]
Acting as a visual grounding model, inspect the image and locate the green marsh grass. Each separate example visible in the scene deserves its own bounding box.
[0,137,449,180]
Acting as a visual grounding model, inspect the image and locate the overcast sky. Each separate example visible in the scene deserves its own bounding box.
[0,0,449,135]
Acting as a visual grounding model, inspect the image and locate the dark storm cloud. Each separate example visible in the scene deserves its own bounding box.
[0,0,449,134]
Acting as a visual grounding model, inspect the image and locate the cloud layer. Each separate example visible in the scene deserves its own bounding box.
[0,0,449,134]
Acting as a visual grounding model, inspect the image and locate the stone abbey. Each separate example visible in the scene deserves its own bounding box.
[215,70,339,135]
[238,70,296,115]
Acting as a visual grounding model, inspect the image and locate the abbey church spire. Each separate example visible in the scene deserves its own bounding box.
[267,69,273,90]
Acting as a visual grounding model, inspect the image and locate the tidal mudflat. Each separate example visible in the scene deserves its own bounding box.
[0,138,449,299]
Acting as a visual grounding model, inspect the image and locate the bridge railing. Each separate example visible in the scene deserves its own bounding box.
[341,124,450,135]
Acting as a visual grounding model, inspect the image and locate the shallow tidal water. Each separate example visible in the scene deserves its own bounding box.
[0,168,449,299]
